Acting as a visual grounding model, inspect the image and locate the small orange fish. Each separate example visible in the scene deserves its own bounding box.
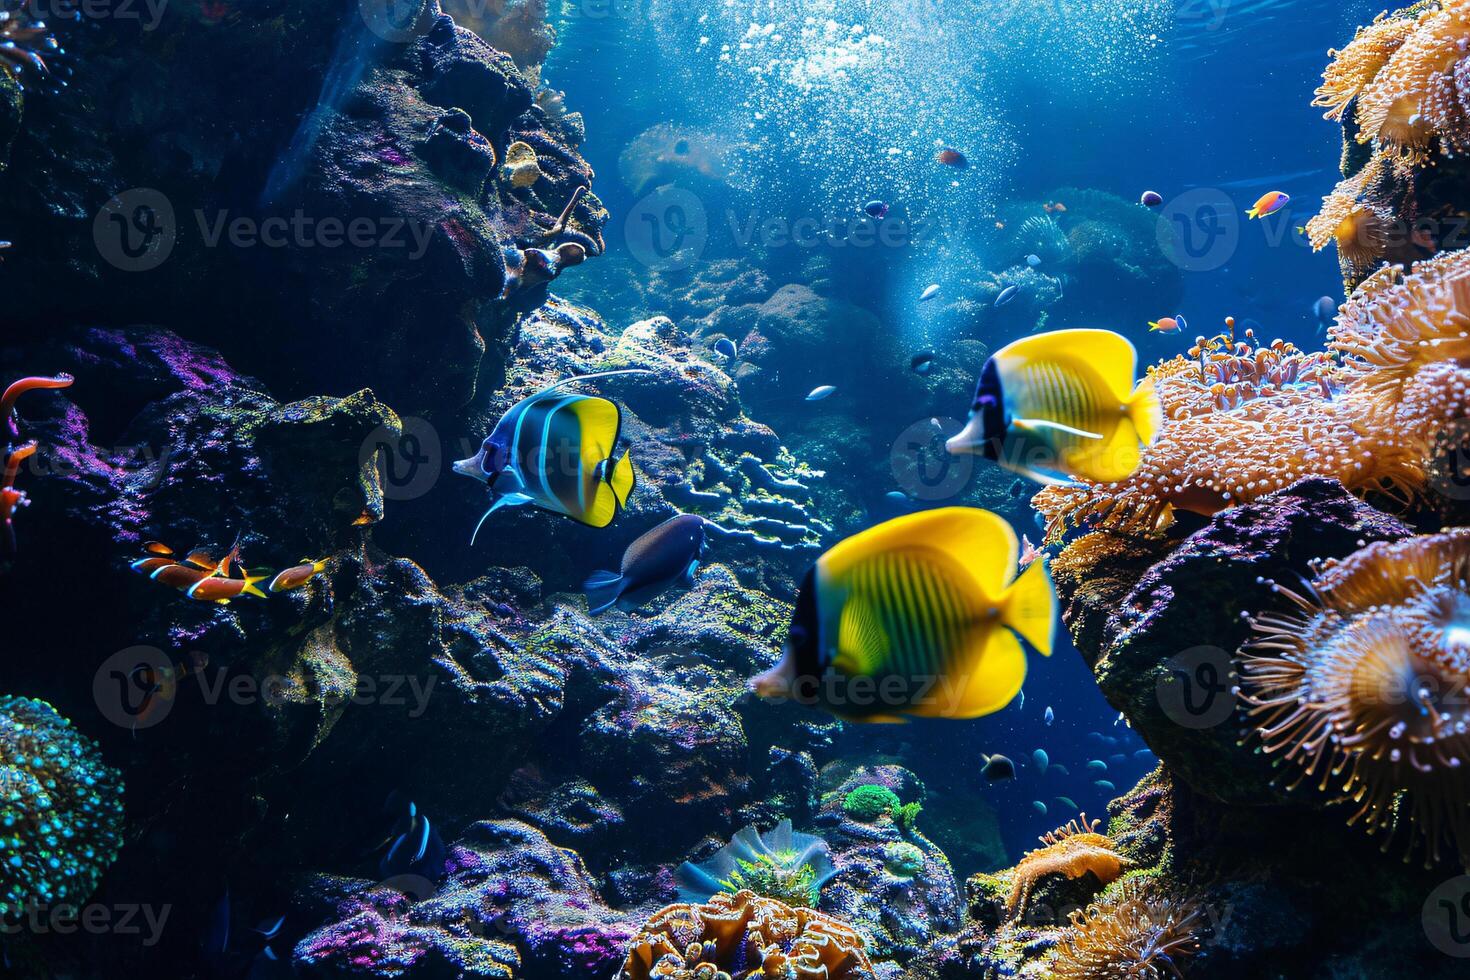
[1044,202,1068,214]
[130,555,176,574]
[143,541,174,556]
[352,510,376,527]
[148,563,219,591]
[1148,317,1182,334]
[268,559,329,593]
[1247,191,1290,219]
[186,571,270,604]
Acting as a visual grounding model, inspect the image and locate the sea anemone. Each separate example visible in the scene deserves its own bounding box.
[1315,13,1418,122]
[1305,155,1396,277]
[1237,530,1470,867]
[1329,250,1470,412]
[616,889,876,980]
[840,785,900,823]
[1353,0,1470,157]
[1004,813,1129,919]
[674,819,837,909]
[881,842,925,879]
[1050,879,1203,980]
[0,697,125,914]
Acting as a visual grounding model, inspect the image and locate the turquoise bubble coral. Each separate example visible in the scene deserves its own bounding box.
[0,697,124,914]
[882,842,925,878]
[675,818,837,908]
[842,785,900,822]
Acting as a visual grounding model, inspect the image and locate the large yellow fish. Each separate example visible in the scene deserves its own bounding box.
[749,508,1055,723]
[944,328,1162,485]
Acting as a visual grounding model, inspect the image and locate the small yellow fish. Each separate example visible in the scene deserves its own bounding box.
[750,508,1055,723]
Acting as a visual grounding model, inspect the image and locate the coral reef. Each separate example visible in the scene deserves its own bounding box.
[616,889,877,980]
[1238,529,1470,866]
[0,697,123,915]
[997,815,1128,923]
[1049,879,1202,980]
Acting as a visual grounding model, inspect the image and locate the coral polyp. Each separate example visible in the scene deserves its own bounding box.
[1305,156,1396,278]
[1049,879,1203,980]
[1352,0,1470,158]
[1314,13,1418,122]
[0,697,124,914]
[1238,530,1470,866]
[1003,813,1128,918]
[616,889,876,980]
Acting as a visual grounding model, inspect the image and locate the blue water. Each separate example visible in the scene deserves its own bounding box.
[540,0,1384,866]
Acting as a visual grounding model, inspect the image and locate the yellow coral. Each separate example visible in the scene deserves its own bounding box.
[1305,155,1396,276]
[616,890,875,980]
[1355,0,1470,157]
[504,141,543,189]
[1315,13,1418,121]
[1004,814,1128,919]
[1237,530,1470,867]
[1050,879,1202,980]
[1329,250,1470,411]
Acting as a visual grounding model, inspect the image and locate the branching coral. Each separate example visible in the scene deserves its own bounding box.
[616,889,876,980]
[1050,879,1202,980]
[1004,814,1129,919]
[0,697,124,914]
[1237,530,1470,866]
[675,819,837,909]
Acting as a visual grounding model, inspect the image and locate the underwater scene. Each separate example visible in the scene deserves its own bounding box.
[11,0,1470,976]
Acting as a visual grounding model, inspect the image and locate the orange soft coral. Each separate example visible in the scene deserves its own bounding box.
[616,889,876,980]
[1315,13,1419,122]
[1329,250,1470,411]
[1004,814,1129,919]
[1050,879,1202,980]
[1354,0,1470,157]
[1305,156,1397,277]
[1,373,73,438]
[1238,530,1470,867]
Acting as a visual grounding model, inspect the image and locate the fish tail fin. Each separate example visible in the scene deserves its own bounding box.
[1147,321,1161,331]
[583,570,625,616]
[1246,206,1261,219]
[1002,558,1056,657]
[243,572,270,599]
[1126,374,1163,446]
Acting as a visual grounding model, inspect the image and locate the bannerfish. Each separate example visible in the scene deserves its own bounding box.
[1032,748,1049,773]
[981,753,1016,782]
[1148,317,1181,334]
[1140,190,1164,208]
[1247,191,1290,219]
[937,148,968,168]
[748,507,1056,722]
[1026,254,1042,268]
[185,571,270,604]
[453,371,645,543]
[268,559,329,594]
[945,328,1163,485]
[920,283,941,302]
[807,385,837,401]
[1044,705,1055,726]
[911,352,935,375]
[995,285,1020,308]
[714,338,738,359]
[865,200,889,219]
[584,514,708,615]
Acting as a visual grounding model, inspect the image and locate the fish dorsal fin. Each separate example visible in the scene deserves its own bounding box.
[994,328,1140,404]
[834,593,889,677]
[1011,418,1104,440]
[526,369,653,402]
[821,507,1018,601]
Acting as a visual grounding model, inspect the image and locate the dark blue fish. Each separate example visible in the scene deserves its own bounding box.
[379,799,447,882]
[714,338,738,359]
[584,514,708,615]
[1314,295,1336,329]
[453,371,647,541]
[865,200,889,219]
[201,887,289,980]
[911,351,935,375]
[1140,190,1163,208]
[981,753,1015,782]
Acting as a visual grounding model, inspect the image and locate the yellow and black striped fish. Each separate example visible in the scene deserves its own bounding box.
[453,371,644,542]
[750,507,1055,722]
[945,328,1162,485]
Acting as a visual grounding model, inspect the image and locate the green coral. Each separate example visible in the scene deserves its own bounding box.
[718,852,821,908]
[883,842,925,878]
[894,801,923,834]
[843,784,900,822]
